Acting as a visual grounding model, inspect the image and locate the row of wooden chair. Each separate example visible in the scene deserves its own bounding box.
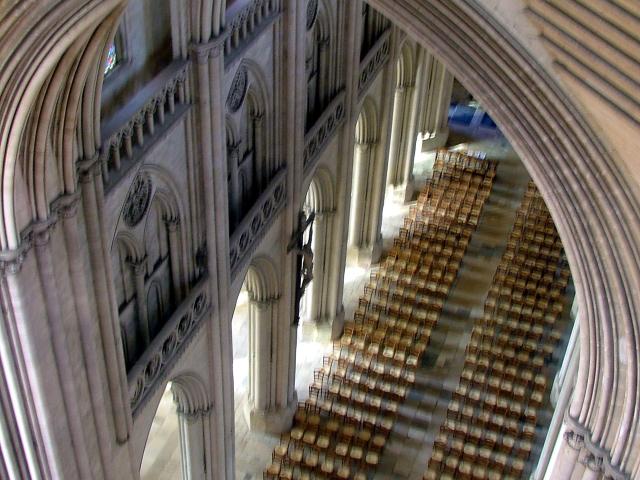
[267,151,498,479]
[423,182,571,480]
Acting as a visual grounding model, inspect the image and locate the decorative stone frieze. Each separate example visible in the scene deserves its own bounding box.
[303,91,346,171]
[358,28,391,98]
[229,168,287,277]
[224,0,282,66]
[128,277,210,416]
[0,192,81,275]
[100,60,190,188]
[563,423,630,480]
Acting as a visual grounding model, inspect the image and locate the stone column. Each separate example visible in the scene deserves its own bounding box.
[534,321,580,480]
[78,162,131,443]
[309,210,334,323]
[348,141,372,249]
[1,251,81,480]
[545,429,583,480]
[581,455,603,480]
[387,85,409,187]
[166,217,183,301]
[129,258,150,347]
[253,113,265,190]
[228,143,241,229]
[419,54,453,152]
[191,37,232,479]
[244,295,295,432]
[324,0,363,339]
[317,37,330,108]
[176,409,208,480]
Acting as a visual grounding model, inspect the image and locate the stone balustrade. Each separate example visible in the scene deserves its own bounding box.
[358,28,391,98]
[100,60,190,188]
[128,276,209,416]
[229,168,287,277]
[303,91,346,172]
[224,0,281,66]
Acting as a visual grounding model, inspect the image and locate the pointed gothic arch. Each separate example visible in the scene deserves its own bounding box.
[301,167,336,324]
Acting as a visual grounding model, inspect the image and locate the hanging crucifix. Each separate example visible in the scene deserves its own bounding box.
[287,210,316,327]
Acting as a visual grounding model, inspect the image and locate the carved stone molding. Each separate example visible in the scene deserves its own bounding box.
[0,192,81,276]
[229,168,287,277]
[100,60,190,189]
[224,0,282,66]
[128,277,210,416]
[581,452,604,473]
[563,424,630,480]
[358,28,391,98]
[303,91,346,172]
[564,430,585,451]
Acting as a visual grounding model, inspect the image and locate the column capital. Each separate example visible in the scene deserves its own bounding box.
[564,430,585,451]
[52,192,81,220]
[190,30,229,62]
[581,452,604,473]
[0,242,29,276]
[31,217,57,248]
[77,153,102,183]
[176,405,212,422]
[127,256,147,276]
[164,216,181,231]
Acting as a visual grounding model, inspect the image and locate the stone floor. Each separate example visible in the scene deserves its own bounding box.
[137,137,575,480]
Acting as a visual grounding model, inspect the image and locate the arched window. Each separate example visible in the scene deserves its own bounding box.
[104,41,118,75]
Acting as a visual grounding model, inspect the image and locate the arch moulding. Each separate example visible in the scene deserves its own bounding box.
[367,0,640,477]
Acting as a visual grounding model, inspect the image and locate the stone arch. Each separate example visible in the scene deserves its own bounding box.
[368,1,640,477]
[233,254,289,432]
[302,167,336,324]
[355,96,380,144]
[305,0,337,127]
[387,41,420,190]
[0,2,126,249]
[139,373,213,480]
[396,41,416,89]
[349,96,385,257]
[171,373,212,417]
[305,167,335,214]
[115,230,145,263]
[245,255,280,303]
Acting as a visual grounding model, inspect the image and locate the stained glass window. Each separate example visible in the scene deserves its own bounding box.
[104,42,118,76]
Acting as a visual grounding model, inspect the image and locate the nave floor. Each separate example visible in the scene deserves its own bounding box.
[138,139,573,480]
[373,140,531,479]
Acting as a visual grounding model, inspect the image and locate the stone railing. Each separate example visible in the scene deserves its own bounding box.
[100,60,190,189]
[128,277,209,416]
[303,91,346,172]
[229,168,287,277]
[358,28,391,98]
[224,0,281,66]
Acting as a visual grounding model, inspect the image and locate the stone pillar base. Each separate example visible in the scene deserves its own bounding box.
[387,180,415,204]
[243,392,298,434]
[402,178,415,204]
[347,237,384,266]
[298,320,333,343]
[330,307,345,340]
[421,128,449,152]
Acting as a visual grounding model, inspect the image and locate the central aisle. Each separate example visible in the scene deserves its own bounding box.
[374,143,531,479]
